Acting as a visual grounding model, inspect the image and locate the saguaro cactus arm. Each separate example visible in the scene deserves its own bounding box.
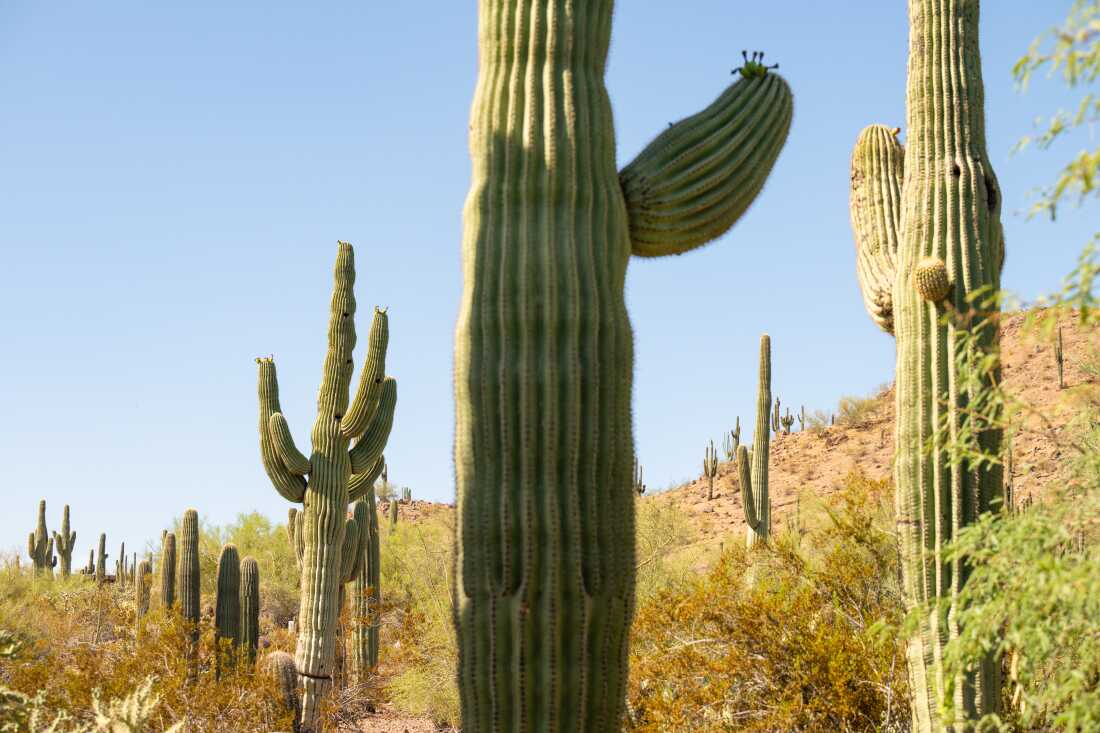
[258,361,308,503]
[347,378,397,473]
[620,53,793,257]
[849,124,904,335]
[736,445,761,531]
[269,414,311,476]
[339,518,361,583]
[341,308,389,440]
[348,454,386,502]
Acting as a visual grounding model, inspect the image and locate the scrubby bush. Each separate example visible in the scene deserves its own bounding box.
[626,472,909,732]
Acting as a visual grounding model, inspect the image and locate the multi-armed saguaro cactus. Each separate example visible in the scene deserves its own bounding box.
[453,3,793,726]
[350,495,380,679]
[53,505,76,578]
[256,242,395,730]
[703,441,719,500]
[400,486,411,504]
[95,533,107,584]
[739,334,772,547]
[240,556,260,666]
[27,500,56,577]
[159,532,176,609]
[848,1,1004,727]
[723,418,741,460]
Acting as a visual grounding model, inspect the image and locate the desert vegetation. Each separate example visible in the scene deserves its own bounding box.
[3,1,1100,732]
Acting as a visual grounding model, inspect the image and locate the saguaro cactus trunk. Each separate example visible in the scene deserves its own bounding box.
[53,505,76,578]
[453,2,792,728]
[27,500,55,577]
[848,2,1004,729]
[256,242,395,731]
[744,334,772,548]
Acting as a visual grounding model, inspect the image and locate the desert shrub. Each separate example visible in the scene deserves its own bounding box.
[835,386,888,428]
[634,498,703,602]
[626,472,909,732]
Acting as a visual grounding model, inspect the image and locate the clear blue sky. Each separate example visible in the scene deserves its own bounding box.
[1,2,1093,560]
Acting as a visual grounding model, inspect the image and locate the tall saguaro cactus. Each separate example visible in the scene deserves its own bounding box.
[53,505,76,578]
[742,334,772,547]
[27,500,56,577]
[178,510,200,626]
[453,3,793,728]
[848,2,1004,728]
[256,242,395,730]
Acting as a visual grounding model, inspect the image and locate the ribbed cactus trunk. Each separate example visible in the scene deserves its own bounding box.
[135,560,152,620]
[256,243,395,731]
[849,2,1004,728]
[241,556,260,666]
[54,505,75,578]
[27,500,55,577]
[454,2,792,728]
[95,533,107,584]
[746,334,771,547]
[159,532,176,609]
[178,508,201,678]
[351,496,380,678]
[215,543,242,678]
[895,1,1003,727]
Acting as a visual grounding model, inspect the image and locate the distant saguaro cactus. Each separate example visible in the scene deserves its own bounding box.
[135,560,152,620]
[797,405,806,432]
[240,556,260,665]
[27,500,56,577]
[388,499,398,529]
[771,396,782,435]
[255,243,395,729]
[215,544,242,677]
[632,458,646,497]
[1055,326,1065,389]
[159,532,176,609]
[723,417,741,460]
[703,441,719,500]
[116,542,127,590]
[95,533,107,584]
[52,504,76,578]
[780,408,794,435]
[847,1,1005,726]
[742,335,772,547]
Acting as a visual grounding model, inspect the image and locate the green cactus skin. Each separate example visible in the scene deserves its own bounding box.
[287,508,305,570]
[743,335,772,547]
[351,495,380,678]
[179,509,201,627]
[723,417,741,461]
[135,560,152,620]
[159,532,176,609]
[849,2,1005,727]
[771,395,781,434]
[388,498,398,529]
[116,542,127,589]
[240,556,260,666]
[703,440,719,500]
[453,4,792,728]
[27,500,56,577]
[95,533,108,584]
[849,124,903,335]
[215,543,242,677]
[781,408,794,435]
[256,243,395,729]
[400,486,411,504]
[52,505,76,578]
[85,549,94,576]
[264,650,301,733]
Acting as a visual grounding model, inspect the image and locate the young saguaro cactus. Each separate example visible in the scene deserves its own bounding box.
[453,4,793,728]
[178,509,201,628]
[256,242,395,730]
[264,650,301,733]
[847,1,1005,727]
[703,440,719,500]
[53,505,76,578]
[215,543,242,676]
[240,556,260,666]
[27,500,56,577]
[742,334,772,547]
[95,533,108,584]
[351,495,380,678]
[159,532,176,609]
[134,560,152,620]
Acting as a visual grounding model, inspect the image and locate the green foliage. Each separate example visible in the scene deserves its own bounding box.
[626,473,908,731]
[835,386,886,428]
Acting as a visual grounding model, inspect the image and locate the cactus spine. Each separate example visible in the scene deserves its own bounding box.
[240,556,260,665]
[134,560,152,620]
[848,2,1004,727]
[52,505,76,578]
[703,440,719,500]
[256,242,395,730]
[159,532,176,609]
[215,543,242,676]
[95,533,107,584]
[27,500,56,577]
[351,496,380,678]
[453,4,792,727]
[741,335,772,547]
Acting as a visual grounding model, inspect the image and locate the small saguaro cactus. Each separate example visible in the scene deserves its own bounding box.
[240,556,260,666]
[27,500,56,577]
[135,560,152,620]
[264,650,301,733]
[179,509,201,631]
[771,396,782,435]
[742,335,772,548]
[632,457,646,497]
[847,1,1005,726]
[255,242,396,729]
[116,542,127,589]
[84,549,94,575]
[723,418,741,460]
[703,441,719,500]
[798,405,806,432]
[1055,326,1065,390]
[159,532,177,609]
[52,505,76,578]
[401,486,412,504]
[95,533,108,584]
[454,5,793,726]
[351,495,381,679]
[780,408,794,435]
[215,543,242,676]
[388,498,398,529]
